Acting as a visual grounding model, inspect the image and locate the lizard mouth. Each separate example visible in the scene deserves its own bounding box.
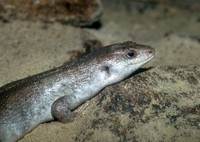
[146,47,155,61]
[138,48,155,65]
[147,53,155,61]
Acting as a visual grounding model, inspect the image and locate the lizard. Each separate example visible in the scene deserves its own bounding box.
[0,41,155,142]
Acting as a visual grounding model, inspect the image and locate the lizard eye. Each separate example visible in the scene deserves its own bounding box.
[126,50,136,58]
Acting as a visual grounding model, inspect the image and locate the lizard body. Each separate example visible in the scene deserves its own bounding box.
[0,41,155,142]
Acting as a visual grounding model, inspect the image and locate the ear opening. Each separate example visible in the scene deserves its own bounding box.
[102,65,110,75]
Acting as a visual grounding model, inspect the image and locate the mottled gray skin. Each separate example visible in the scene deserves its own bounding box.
[0,41,155,142]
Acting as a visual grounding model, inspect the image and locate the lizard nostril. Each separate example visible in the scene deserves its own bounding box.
[149,50,153,54]
[148,48,155,55]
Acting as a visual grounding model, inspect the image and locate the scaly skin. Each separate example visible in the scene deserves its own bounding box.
[0,41,155,142]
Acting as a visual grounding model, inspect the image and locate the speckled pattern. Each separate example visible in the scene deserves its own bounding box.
[75,66,200,142]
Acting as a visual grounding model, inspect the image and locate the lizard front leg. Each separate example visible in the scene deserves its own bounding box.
[51,96,76,123]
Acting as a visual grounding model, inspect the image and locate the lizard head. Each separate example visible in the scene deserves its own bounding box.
[96,41,155,85]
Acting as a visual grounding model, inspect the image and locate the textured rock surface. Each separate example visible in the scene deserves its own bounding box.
[18,65,200,142]
[76,65,200,142]
[0,0,102,26]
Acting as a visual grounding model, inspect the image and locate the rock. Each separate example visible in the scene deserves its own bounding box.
[0,21,101,86]
[0,0,103,26]
[19,65,200,142]
[80,65,200,142]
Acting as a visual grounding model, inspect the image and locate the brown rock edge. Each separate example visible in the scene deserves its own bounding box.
[20,65,200,142]
[0,0,102,26]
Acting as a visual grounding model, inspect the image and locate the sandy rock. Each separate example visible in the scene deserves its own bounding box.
[19,65,200,142]
[0,21,100,86]
[73,65,200,142]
